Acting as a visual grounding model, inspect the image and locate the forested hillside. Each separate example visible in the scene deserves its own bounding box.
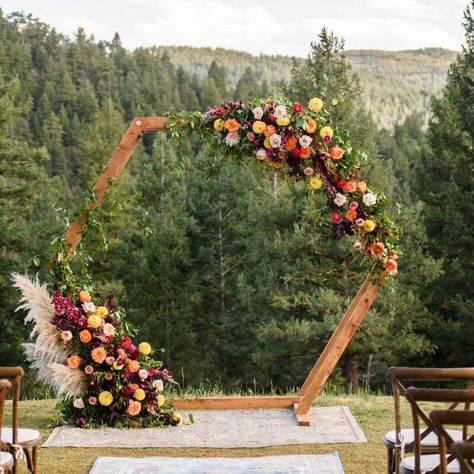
[0,9,471,397]
[153,45,457,128]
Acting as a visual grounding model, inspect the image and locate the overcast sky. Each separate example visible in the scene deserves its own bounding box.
[0,0,468,56]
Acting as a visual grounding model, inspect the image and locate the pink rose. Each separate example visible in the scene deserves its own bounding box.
[246,132,255,141]
[88,397,97,406]
[73,398,84,409]
[349,201,359,210]
[354,241,362,251]
[138,369,148,380]
[274,105,287,118]
[252,106,264,119]
[104,374,113,380]
[256,149,267,161]
[355,218,364,226]
[303,167,314,176]
[84,365,94,375]
[298,135,313,148]
[103,323,115,337]
[269,133,282,148]
[153,379,164,392]
[105,356,115,365]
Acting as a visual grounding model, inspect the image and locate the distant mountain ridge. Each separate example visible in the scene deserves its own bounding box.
[151,46,457,129]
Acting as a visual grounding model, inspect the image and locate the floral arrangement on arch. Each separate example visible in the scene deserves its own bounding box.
[13,274,182,429]
[170,97,399,277]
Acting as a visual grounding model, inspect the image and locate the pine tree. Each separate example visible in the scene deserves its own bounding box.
[418,1,474,367]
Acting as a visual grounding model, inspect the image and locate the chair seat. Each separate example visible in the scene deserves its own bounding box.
[401,454,460,473]
[383,428,463,447]
[0,451,14,469]
[1,427,41,447]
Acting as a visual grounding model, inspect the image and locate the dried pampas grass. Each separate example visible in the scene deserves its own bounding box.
[12,273,86,398]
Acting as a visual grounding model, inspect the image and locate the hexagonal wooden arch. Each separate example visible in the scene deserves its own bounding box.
[63,117,383,426]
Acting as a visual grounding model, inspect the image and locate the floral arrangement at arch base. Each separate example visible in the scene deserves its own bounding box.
[13,274,182,429]
[170,97,400,278]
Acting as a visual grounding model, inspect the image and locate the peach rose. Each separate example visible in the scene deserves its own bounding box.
[91,346,107,364]
[300,147,312,159]
[343,180,357,193]
[357,181,367,194]
[370,241,385,259]
[345,209,358,222]
[224,118,240,132]
[128,360,140,373]
[61,331,72,342]
[329,146,344,160]
[305,118,317,133]
[80,330,92,344]
[78,290,91,303]
[263,125,276,138]
[127,400,141,416]
[67,354,81,369]
[284,136,297,151]
[385,258,398,276]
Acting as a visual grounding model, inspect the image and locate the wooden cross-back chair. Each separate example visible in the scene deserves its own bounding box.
[0,368,41,474]
[401,387,474,474]
[384,368,474,474]
[0,379,14,474]
[431,410,474,474]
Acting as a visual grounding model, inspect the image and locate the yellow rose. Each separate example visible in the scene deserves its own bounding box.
[263,137,272,149]
[134,389,146,401]
[276,116,290,126]
[87,314,102,329]
[332,99,338,106]
[309,177,323,190]
[363,219,376,232]
[319,126,333,140]
[98,391,113,407]
[173,413,183,425]
[308,97,323,113]
[157,394,165,407]
[138,342,152,356]
[252,120,266,134]
[213,119,224,132]
[113,361,123,370]
[96,306,109,319]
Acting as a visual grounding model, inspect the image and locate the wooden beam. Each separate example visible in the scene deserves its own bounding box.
[293,403,310,426]
[63,117,169,258]
[294,273,382,416]
[171,396,301,410]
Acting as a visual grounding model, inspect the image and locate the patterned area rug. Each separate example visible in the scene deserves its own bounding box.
[89,453,345,473]
[44,406,365,448]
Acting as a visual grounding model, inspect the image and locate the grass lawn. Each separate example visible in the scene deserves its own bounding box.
[5,394,428,474]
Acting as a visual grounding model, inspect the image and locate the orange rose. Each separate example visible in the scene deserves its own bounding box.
[343,180,357,193]
[79,330,92,344]
[128,360,140,373]
[370,241,385,259]
[224,118,240,132]
[284,136,297,151]
[357,181,367,194]
[305,118,317,133]
[300,147,312,159]
[385,258,398,276]
[263,125,276,137]
[91,347,107,364]
[127,400,141,416]
[79,290,91,303]
[345,209,357,222]
[329,146,344,160]
[67,354,81,369]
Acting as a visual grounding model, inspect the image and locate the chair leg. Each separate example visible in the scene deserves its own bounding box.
[32,446,38,474]
[24,449,33,472]
[387,446,394,474]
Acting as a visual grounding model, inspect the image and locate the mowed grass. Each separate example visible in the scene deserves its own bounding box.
[4,394,439,474]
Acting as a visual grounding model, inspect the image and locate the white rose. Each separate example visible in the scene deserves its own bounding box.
[138,369,148,380]
[252,106,264,120]
[153,379,164,392]
[299,135,313,148]
[362,192,377,206]
[334,192,347,207]
[73,398,85,409]
[225,132,240,146]
[82,302,96,314]
[274,105,287,118]
[269,133,282,148]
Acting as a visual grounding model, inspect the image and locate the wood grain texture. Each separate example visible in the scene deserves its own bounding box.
[171,396,301,410]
